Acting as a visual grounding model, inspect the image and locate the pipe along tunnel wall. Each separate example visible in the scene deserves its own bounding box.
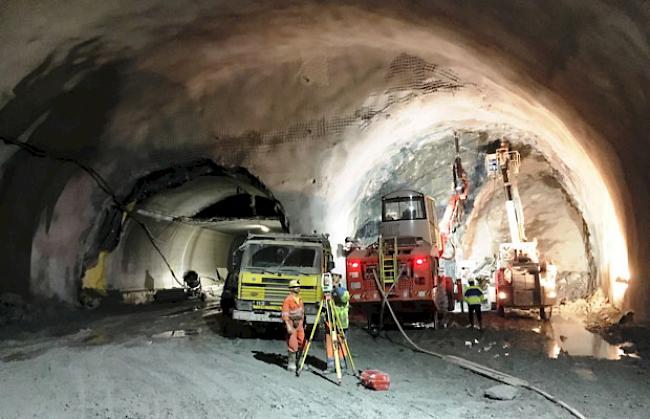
[0,1,648,317]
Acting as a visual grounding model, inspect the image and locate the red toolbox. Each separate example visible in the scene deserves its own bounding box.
[359,370,390,391]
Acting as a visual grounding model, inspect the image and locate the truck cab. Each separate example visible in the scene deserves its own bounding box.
[230,234,334,324]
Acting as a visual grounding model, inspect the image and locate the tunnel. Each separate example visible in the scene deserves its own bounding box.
[1,1,649,418]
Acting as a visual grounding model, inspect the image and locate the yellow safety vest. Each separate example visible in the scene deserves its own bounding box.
[464,285,483,306]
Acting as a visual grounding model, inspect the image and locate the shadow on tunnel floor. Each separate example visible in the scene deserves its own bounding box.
[252,350,327,372]
[202,311,286,341]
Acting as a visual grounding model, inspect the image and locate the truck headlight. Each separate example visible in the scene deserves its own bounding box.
[546,290,557,299]
[498,291,508,300]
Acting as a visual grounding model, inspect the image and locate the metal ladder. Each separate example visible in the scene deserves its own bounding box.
[378,236,398,287]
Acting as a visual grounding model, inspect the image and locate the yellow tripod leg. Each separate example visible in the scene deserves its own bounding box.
[296,298,324,376]
[331,302,356,375]
[326,298,342,385]
[334,309,356,374]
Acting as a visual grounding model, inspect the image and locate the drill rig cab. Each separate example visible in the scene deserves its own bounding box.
[346,135,469,331]
[346,191,441,330]
[486,141,557,320]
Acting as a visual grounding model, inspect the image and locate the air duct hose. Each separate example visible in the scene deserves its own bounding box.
[370,272,586,419]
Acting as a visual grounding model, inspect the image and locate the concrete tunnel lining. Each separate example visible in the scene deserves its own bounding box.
[0,0,648,316]
[85,160,288,296]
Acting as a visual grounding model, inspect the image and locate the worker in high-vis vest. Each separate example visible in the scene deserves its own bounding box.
[332,275,350,330]
[325,275,349,372]
[282,279,305,372]
[464,279,484,330]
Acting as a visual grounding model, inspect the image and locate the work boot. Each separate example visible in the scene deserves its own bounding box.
[287,352,297,372]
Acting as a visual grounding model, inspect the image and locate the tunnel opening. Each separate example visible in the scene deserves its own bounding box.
[338,129,596,305]
[193,194,280,219]
[79,159,288,305]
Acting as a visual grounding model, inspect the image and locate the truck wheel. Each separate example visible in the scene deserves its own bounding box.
[497,304,505,317]
[222,318,240,338]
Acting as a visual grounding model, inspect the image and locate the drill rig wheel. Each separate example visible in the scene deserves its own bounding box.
[369,325,381,338]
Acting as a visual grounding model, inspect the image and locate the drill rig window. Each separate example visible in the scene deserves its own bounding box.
[382,197,426,221]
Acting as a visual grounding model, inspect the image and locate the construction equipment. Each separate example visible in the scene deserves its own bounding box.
[486,140,557,320]
[297,273,356,385]
[224,233,335,324]
[345,135,469,332]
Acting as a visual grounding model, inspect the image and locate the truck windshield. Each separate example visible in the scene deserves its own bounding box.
[241,243,321,273]
[382,197,426,221]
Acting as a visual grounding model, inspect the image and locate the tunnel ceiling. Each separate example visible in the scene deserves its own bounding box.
[0,1,648,316]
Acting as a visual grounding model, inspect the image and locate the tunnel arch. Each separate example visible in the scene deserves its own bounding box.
[318,91,628,306]
[0,1,648,316]
[80,159,288,299]
[347,135,595,299]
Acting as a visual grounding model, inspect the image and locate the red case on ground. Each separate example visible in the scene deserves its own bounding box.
[360,370,391,391]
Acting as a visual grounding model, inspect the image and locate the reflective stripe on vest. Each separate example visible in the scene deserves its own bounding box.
[464,286,483,305]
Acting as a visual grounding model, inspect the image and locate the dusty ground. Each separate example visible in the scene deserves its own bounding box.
[1,302,649,419]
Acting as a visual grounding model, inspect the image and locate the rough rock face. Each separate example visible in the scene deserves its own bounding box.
[352,134,591,297]
[463,148,592,298]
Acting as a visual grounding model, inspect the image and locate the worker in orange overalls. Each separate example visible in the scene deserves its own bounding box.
[282,279,305,372]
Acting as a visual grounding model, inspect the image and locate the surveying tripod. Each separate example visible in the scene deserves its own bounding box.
[296,273,356,385]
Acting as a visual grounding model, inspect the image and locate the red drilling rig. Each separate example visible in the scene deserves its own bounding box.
[345,135,469,333]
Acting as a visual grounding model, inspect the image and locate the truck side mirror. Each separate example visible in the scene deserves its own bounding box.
[327,260,335,271]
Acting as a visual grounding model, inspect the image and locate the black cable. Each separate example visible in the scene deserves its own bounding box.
[0,136,184,288]
[369,270,586,419]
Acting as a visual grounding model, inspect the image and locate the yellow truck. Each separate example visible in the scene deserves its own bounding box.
[227,233,334,324]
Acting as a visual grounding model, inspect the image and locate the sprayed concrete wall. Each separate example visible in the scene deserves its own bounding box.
[104,219,233,292]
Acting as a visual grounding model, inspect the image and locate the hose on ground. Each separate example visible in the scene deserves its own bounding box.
[370,271,586,419]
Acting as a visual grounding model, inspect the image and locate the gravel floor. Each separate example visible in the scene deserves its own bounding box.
[1,302,649,419]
